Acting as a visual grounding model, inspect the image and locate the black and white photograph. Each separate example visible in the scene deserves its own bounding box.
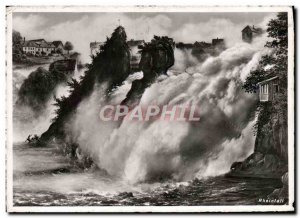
[6,6,295,213]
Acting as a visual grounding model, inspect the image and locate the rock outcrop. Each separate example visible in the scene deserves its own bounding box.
[40,26,131,143]
[121,36,175,106]
[268,172,288,201]
[227,104,288,203]
[228,104,288,179]
[49,59,77,75]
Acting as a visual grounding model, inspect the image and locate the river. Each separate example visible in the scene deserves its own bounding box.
[13,142,283,206]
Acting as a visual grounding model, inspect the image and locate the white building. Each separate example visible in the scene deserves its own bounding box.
[22,39,57,56]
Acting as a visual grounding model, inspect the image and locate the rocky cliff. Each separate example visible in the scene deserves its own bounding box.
[122,36,175,106]
[228,102,288,200]
[229,12,290,202]
[40,26,131,146]
[229,101,288,177]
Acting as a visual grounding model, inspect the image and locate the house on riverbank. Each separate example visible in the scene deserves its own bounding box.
[22,38,66,56]
[257,76,279,102]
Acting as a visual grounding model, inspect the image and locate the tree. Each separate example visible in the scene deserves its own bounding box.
[12,30,23,46]
[243,12,287,94]
[64,41,74,54]
[12,30,23,61]
[56,47,63,54]
[243,12,288,134]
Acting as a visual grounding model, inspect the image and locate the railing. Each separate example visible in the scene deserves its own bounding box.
[260,93,268,102]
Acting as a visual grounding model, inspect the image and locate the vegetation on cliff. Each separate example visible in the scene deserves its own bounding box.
[229,13,289,183]
[243,12,288,116]
[12,30,25,63]
[39,29,176,171]
[41,26,131,141]
[17,67,69,112]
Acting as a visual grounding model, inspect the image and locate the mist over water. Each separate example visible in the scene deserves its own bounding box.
[12,64,85,143]
[66,36,269,184]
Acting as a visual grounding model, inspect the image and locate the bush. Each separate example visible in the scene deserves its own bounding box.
[56,48,63,54]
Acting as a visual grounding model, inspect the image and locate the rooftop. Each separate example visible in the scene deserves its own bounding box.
[22,39,55,48]
[52,41,63,47]
[242,25,263,34]
[257,76,279,85]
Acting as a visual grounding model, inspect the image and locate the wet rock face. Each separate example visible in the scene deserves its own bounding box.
[139,36,175,79]
[122,36,175,106]
[229,152,287,179]
[255,111,288,162]
[49,59,77,75]
[228,104,288,180]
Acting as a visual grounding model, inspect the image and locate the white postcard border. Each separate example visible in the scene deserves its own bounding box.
[6,5,295,213]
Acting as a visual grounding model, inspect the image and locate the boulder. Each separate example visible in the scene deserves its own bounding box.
[49,59,77,75]
[268,172,288,200]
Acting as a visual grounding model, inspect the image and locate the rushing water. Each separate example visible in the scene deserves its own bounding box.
[14,177,283,206]
[12,39,286,207]
[14,167,283,206]
[13,142,284,206]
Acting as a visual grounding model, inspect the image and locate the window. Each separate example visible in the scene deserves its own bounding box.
[261,84,268,94]
[274,84,279,93]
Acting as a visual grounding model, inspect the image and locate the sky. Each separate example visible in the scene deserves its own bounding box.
[13,12,276,62]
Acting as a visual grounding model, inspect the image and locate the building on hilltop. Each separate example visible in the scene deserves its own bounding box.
[212,38,225,48]
[176,38,225,51]
[175,42,194,49]
[174,38,225,61]
[242,25,263,43]
[193,41,211,49]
